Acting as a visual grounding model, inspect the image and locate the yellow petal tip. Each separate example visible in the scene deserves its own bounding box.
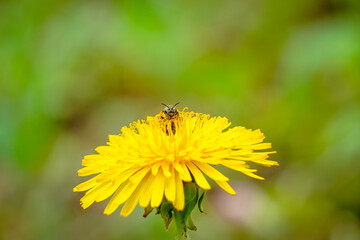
[104,208,114,215]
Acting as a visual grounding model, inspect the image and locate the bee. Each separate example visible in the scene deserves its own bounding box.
[160,102,180,120]
[160,102,180,135]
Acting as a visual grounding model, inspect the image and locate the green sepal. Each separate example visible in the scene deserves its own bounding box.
[152,182,206,239]
[142,206,154,218]
[155,206,161,215]
[182,182,198,220]
[174,209,187,239]
[174,182,199,239]
[197,191,207,214]
[160,201,174,231]
[186,214,197,231]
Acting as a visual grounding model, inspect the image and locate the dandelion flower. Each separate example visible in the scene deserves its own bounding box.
[74,106,278,234]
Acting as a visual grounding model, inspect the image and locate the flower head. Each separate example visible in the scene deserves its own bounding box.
[74,109,278,217]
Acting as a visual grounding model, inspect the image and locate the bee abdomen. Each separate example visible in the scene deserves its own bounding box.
[171,121,176,135]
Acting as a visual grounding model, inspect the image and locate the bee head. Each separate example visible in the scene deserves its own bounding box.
[162,102,180,116]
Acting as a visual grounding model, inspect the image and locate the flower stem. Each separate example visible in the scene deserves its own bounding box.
[174,210,187,240]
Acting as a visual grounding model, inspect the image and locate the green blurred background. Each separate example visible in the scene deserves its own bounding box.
[1,0,360,239]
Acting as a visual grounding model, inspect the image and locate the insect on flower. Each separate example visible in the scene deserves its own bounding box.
[73,104,278,238]
[160,102,180,120]
[160,102,180,135]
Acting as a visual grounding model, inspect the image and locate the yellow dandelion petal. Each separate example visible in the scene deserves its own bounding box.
[78,165,105,176]
[115,172,149,205]
[120,176,148,217]
[241,169,265,180]
[164,167,176,202]
[81,154,104,166]
[74,108,278,216]
[151,163,161,175]
[161,162,171,178]
[129,167,151,184]
[173,171,185,211]
[185,162,211,190]
[138,174,155,207]
[176,163,192,182]
[215,180,236,195]
[173,161,184,174]
[103,169,148,215]
[104,183,127,215]
[80,181,112,209]
[95,183,120,202]
[113,166,143,185]
[73,177,98,192]
[193,161,229,182]
[151,171,165,207]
